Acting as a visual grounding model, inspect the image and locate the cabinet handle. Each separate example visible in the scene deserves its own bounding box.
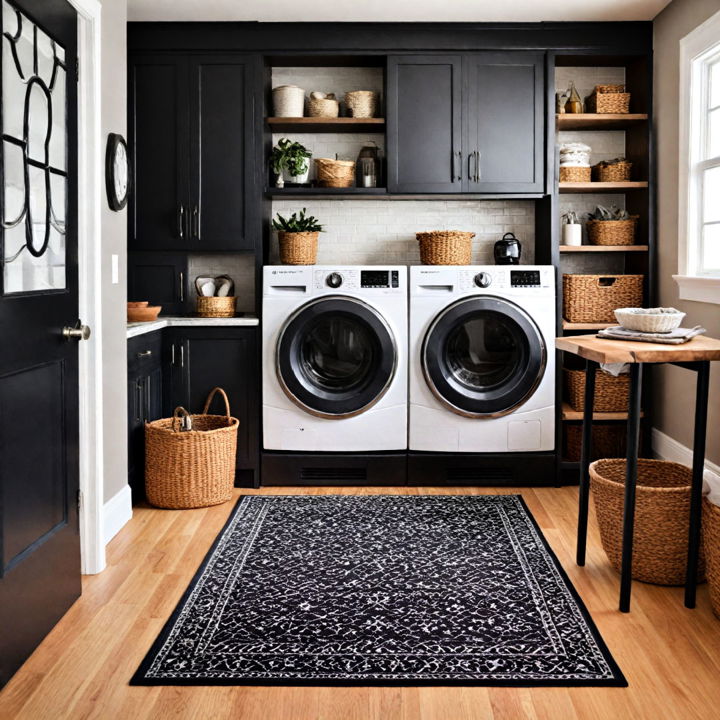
[171,344,175,365]
[468,152,476,182]
[179,271,185,303]
[178,204,185,240]
[136,380,143,422]
[192,205,200,241]
[180,344,184,368]
[475,151,482,182]
[452,151,462,182]
[137,350,152,358]
[144,375,150,423]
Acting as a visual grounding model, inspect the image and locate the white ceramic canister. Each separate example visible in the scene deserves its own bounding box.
[272,85,305,117]
[562,223,583,246]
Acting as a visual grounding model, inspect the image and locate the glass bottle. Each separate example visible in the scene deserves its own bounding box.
[565,81,583,114]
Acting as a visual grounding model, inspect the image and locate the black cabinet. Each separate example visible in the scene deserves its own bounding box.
[164,327,259,487]
[387,52,544,194]
[128,251,187,314]
[128,52,260,251]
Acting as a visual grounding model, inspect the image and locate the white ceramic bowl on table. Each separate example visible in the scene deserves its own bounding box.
[613,307,686,333]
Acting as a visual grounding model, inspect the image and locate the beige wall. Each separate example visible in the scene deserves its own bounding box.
[99,0,128,503]
[653,0,720,465]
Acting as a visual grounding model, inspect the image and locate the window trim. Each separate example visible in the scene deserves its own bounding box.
[675,7,720,304]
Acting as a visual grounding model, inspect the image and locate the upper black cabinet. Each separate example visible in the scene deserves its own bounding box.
[128,52,260,251]
[387,52,545,194]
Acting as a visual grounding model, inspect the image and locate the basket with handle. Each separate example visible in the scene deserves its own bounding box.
[145,387,239,509]
[563,274,643,323]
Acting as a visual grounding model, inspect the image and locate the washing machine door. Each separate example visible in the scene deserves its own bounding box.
[422,296,546,418]
[276,296,398,419]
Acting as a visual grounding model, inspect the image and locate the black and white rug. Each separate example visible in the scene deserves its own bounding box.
[132,495,626,687]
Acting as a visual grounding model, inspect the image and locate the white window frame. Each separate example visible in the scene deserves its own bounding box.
[675,8,720,304]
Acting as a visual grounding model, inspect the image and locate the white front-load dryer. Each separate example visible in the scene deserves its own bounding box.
[262,266,407,485]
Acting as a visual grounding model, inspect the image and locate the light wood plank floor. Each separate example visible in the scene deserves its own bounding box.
[1,485,719,720]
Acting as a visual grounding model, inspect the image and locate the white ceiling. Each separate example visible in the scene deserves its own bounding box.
[127,0,672,23]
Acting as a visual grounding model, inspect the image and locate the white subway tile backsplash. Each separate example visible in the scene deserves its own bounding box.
[187,253,255,313]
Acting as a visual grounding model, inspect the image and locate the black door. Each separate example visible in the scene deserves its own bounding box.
[276,297,397,418]
[188,55,258,251]
[0,0,81,686]
[387,55,462,193]
[464,53,544,193]
[128,52,189,250]
[422,296,546,417]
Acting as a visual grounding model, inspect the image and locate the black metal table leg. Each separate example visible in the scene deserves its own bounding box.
[685,361,711,608]
[620,363,643,613]
[577,359,597,566]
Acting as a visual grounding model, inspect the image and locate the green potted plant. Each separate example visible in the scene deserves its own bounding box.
[272,208,324,265]
[270,138,312,188]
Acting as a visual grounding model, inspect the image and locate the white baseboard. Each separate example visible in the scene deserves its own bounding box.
[652,427,720,499]
[103,484,133,545]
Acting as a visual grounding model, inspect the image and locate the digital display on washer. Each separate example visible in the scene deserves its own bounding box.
[511,270,541,287]
[361,270,399,288]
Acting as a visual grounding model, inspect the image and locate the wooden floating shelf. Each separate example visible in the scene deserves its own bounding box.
[559,181,649,193]
[266,117,385,133]
[562,320,615,330]
[561,402,644,422]
[265,187,387,198]
[560,245,648,252]
[556,113,648,130]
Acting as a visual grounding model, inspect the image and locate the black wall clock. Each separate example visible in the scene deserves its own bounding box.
[105,133,130,211]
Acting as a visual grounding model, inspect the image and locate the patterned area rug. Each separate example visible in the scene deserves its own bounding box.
[132,495,626,686]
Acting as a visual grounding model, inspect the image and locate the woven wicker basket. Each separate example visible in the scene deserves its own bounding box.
[586,84,631,114]
[565,423,626,462]
[590,459,705,585]
[417,231,475,265]
[587,218,638,246]
[272,85,305,117]
[563,274,644,323]
[702,498,720,618]
[308,97,339,118]
[345,90,378,118]
[196,296,236,318]
[145,388,238,510]
[565,368,630,413]
[277,231,318,265]
[559,166,591,183]
[593,161,632,182]
[315,158,355,188]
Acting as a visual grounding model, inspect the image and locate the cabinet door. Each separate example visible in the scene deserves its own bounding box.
[188,55,259,251]
[464,53,544,193]
[128,53,189,250]
[127,251,188,315]
[127,374,145,501]
[387,55,462,193]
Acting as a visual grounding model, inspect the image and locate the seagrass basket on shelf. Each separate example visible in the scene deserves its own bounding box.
[308,96,339,118]
[559,166,591,183]
[564,423,626,462]
[563,274,643,323]
[277,231,319,265]
[702,498,720,618]
[590,459,705,585]
[314,158,355,188]
[417,230,475,265]
[586,84,631,114]
[145,388,239,510]
[593,160,632,182]
[196,296,236,318]
[564,368,630,413]
[587,217,638,246]
[345,90,378,118]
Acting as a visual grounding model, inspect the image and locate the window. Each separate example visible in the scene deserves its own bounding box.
[676,9,720,304]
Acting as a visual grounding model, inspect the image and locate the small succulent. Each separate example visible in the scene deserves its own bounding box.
[562,211,580,224]
[272,208,323,233]
[587,205,631,222]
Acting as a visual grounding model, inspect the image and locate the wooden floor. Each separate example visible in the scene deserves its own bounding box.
[1,485,719,720]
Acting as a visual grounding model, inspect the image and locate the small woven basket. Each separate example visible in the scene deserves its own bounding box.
[345,90,378,118]
[559,166,591,183]
[565,423,626,462]
[417,231,475,265]
[593,161,632,182]
[272,85,305,117]
[145,388,238,510]
[587,218,638,246]
[702,498,720,618]
[563,274,644,323]
[308,97,339,118]
[315,158,355,188]
[565,368,630,413]
[586,84,631,114]
[196,296,236,318]
[278,231,318,265]
[590,459,705,585]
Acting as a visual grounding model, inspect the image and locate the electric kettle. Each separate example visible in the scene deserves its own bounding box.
[494,232,522,265]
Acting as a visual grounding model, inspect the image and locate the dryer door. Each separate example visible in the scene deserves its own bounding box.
[422,296,546,418]
[276,296,398,419]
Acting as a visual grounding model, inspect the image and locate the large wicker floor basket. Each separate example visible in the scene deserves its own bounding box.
[145,387,238,509]
[703,498,720,618]
[590,459,705,585]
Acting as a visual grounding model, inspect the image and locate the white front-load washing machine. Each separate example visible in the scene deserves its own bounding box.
[262,265,407,485]
[409,265,556,485]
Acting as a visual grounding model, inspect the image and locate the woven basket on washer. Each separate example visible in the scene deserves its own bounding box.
[196,296,236,318]
[702,498,720,618]
[559,166,591,183]
[308,97,339,118]
[314,158,355,188]
[345,90,378,118]
[564,368,630,413]
[593,161,632,182]
[417,231,475,265]
[563,274,644,323]
[586,84,631,114]
[565,423,626,462]
[590,459,705,585]
[145,388,238,509]
[587,218,638,246]
[277,231,318,265]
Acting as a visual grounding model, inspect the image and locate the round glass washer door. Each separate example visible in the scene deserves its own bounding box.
[422,296,546,418]
[276,296,398,419]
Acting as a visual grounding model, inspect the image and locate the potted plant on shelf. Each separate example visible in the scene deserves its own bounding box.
[272,208,324,265]
[561,211,582,246]
[270,138,312,188]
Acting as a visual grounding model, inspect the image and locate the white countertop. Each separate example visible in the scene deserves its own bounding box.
[127,315,259,339]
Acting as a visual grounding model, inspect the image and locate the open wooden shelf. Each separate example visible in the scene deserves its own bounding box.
[562,320,614,330]
[265,187,387,199]
[559,181,648,193]
[561,402,644,422]
[556,113,648,130]
[559,244,648,252]
[266,117,385,133]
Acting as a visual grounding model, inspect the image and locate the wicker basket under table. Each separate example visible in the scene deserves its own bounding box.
[565,367,630,413]
[563,274,643,323]
[417,230,475,265]
[702,498,720,618]
[564,423,626,462]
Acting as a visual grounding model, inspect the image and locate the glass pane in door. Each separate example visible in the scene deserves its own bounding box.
[2,0,67,294]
